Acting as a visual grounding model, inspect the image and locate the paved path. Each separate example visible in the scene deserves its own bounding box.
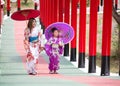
[0,18,120,86]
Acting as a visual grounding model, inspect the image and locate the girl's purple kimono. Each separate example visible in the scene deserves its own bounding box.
[45,37,64,71]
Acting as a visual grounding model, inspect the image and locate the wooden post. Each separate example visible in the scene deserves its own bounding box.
[0,0,1,32]
[17,0,21,10]
[7,0,10,16]
[70,0,78,61]
[53,0,58,23]
[78,0,86,68]
[64,0,70,56]
[58,0,63,22]
[115,0,118,10]
[101,0,112,76]
[88,0,98,73]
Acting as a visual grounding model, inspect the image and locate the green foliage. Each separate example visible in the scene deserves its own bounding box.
[87,0,90,7]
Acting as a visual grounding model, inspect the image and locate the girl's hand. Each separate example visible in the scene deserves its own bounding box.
[59,42,64,47]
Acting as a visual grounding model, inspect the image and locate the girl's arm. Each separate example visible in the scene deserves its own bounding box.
[59,40,64,55]
[45,38,53,56]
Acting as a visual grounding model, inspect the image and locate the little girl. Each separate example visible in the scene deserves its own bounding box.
[45,27,64,74]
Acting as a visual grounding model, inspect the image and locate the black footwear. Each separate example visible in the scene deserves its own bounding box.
[54,70,58,74]
[49,71,54,74]
[28,73,33,75]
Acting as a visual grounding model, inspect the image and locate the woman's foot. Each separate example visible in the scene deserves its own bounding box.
[28,71,37,75]
[28,72,37,75]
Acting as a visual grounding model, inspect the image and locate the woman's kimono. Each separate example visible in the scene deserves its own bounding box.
[24,27,41,63]
[45,37,64,71]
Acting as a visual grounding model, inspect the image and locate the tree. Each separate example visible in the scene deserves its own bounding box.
[24,0,28,4]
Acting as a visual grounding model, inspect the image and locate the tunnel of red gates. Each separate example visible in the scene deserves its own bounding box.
[0,0,120,76]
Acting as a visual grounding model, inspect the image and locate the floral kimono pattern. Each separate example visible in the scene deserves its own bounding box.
[24,27,41,63]
[45,37,64,71]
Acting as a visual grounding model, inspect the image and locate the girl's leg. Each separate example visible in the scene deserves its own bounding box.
[49,57,54,74]
[53,56,60,74]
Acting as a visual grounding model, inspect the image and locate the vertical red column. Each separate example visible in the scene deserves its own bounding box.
[43,0,45,24]
[34,3,37,10]
[17,0,21,10]
[78,0,86,67]
[64,0,70,56]
[101,0,112,76]
[98,0,100,11]
[58,0,63,22]
[0,0,1,31]
[88,0,98,73]
[40,0,42,24]
[44,0,47,27]
[53,0,58,23]
[46,0,48,27]
[43,0,46,33]
[64,0,70,24]
[47,0,50,25]
[70,0,77,61]
[115,0,118,10]
[51,0,55,23]
[49,0,52,24]
[40,0,45,32]
[7,0,10,16]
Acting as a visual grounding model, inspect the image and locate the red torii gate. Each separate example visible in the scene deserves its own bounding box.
[39,0,113,76]
[1,0,114,76]
[0,0,1,32]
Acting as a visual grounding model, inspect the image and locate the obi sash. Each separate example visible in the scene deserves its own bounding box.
[29,36,38,42]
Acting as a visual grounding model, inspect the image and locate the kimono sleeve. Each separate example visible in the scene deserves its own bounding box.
[58,40,64,55]
[45,38,53,56]
[24,28,29,40]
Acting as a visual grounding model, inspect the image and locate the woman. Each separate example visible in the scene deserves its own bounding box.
[24,18,41,75]
[45,27,64,74]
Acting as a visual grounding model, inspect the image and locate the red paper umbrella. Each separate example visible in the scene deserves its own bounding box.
[11,9,40,21]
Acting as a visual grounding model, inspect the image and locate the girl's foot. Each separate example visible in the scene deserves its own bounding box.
[54,70,58,74]
[49,70,54,74]
[28,73,33,75]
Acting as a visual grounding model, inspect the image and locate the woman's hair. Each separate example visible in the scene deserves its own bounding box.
[27,18,36,33]
[51,27,58,33]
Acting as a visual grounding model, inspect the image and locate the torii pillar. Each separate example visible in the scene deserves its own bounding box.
[115,0,118,10]
[88,0,98,73]
[0,0,4,32]
[58,0,63,22]
[101,0,112,76]
[7,0,10,16]
[78,0,86,68]
[0,0,1,32]
[70,0,78,61]
[17,0,21,10]
[64,0,70,56]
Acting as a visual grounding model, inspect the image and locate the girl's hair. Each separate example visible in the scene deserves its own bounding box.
[51,27,58,33]
[27,18,36,33]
